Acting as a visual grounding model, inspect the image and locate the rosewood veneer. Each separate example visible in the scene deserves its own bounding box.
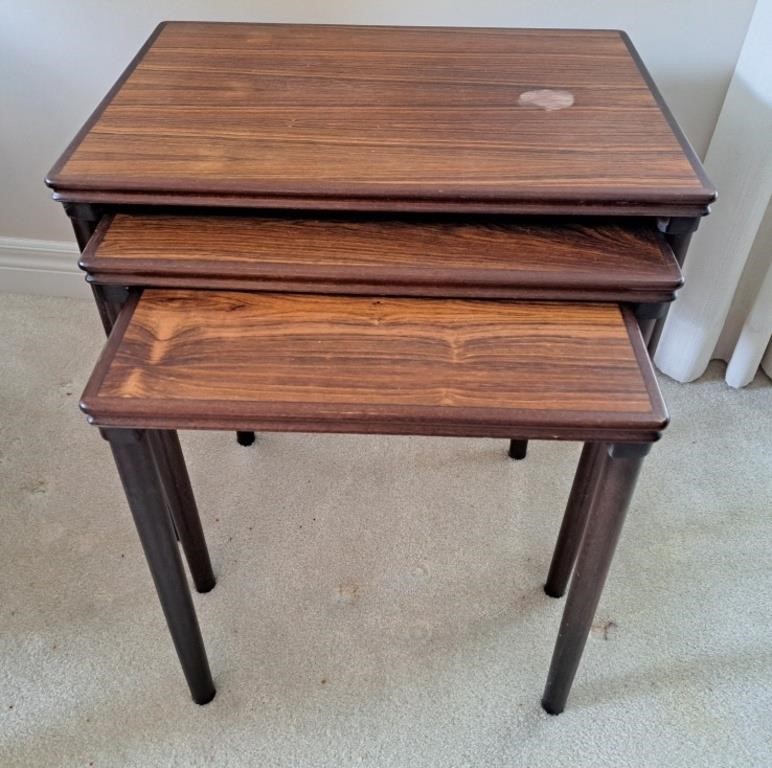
[81,214,682,304]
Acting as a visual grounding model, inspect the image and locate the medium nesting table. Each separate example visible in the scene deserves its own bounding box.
[46,22,714,713]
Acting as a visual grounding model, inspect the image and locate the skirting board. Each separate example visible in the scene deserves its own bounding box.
[0,236,88,298]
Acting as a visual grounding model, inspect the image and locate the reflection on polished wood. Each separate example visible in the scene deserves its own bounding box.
[81,290,667,441]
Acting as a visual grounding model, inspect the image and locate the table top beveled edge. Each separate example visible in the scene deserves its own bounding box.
[52,189,715,218]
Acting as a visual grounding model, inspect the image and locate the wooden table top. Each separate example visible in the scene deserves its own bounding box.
[81,213,682,303]
[81,290,667,441]
[48,22,713,217]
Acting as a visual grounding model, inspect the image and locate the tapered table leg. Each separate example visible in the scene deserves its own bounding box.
[149,431,216,593]
[648,216,700,352]
[103,428,215,705]
[541,443,648,715]
[508,439,528,460]
[83,283,214,584]
[545,442,605,598]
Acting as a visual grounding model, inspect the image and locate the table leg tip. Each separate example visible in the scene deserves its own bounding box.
[195,576,217,594]
[507,440,528,460]
[543,583,565,599]
[236,431,256,447]
[541,698,563,716]
[193,687,217,705]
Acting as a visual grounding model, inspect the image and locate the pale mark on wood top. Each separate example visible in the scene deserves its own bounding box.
[518,89,575,111]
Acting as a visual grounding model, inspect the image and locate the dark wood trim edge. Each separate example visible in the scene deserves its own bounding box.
[80,289,142,409]
[45,22,168,188]
[50,189,714,219]
[652,233,684,290]
[83,273,678,304]
[622,305,669,431]
[78,213,115,271]
[619,30,716,205]
[80,406,663,443]
[80,385,666,441]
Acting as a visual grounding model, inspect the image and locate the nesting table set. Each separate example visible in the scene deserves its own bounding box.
[46,22,714,714]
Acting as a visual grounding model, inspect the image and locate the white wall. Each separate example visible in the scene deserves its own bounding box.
[0,0,758,244]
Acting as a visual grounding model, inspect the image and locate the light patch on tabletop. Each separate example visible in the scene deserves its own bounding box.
[517,89,575,111]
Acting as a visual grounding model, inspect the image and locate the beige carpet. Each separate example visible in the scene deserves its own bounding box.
[1,293,770,767]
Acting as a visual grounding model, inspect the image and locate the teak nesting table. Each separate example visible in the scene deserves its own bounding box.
[46,22,714,714]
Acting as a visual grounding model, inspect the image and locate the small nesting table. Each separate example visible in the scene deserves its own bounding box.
[46,22,714,713]
[81,287,667,713]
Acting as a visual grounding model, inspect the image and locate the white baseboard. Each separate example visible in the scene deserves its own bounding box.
[0,236,88,298]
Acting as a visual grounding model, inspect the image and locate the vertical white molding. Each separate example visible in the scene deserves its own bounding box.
[655,0,772,383]
[725,259,772,387]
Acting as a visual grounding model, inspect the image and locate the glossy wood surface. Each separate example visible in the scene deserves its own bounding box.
[48,22,713,216]
[81,214,682,302]
[81,290,668,441]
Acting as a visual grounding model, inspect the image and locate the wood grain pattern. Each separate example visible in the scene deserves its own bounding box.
[81,214,682,302]
[47,22,714,216]
[81,290,668,441]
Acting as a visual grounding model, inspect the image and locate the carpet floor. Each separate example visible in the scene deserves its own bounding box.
[1,293,770,767]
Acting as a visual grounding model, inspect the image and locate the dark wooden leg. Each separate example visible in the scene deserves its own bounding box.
[648,216,701,352]
[664,220,698,268]
[84,282,210,578]
[103,428,215,704]
[637,317,657,346]
[149,431,216,593]
[236,431,256,446]
[634,303,667,347]
[545,308,654,599]
[541,443,648,715]
[544,442,605,598]
[64,202,102,251]
[508,439,528,460]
